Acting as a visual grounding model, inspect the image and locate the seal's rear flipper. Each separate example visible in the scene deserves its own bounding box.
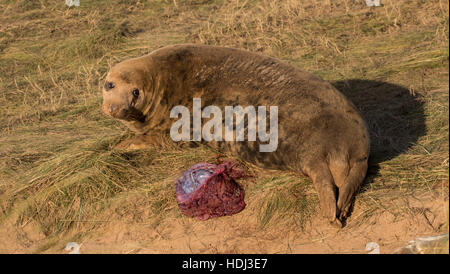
[336,159,368,220]
[304,161,342,228]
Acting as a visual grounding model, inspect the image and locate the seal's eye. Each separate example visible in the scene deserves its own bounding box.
[132,88,139,98]
[104,82,115,91]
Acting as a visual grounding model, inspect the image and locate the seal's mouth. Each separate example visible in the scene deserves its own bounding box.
[122,107,146,123]
[103,103,146,123]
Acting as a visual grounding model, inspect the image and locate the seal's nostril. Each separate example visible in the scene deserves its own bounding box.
[109,104,117,114]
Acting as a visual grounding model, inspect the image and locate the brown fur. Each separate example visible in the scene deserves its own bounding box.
[102,44,370,227]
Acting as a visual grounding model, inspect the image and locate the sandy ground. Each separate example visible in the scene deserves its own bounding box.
[2,187,446,254]
[75,194,449,254]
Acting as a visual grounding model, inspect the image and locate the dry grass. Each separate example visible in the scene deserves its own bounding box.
[0,0,448,253]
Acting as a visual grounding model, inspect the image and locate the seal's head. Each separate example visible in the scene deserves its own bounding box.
[102,59,151,123]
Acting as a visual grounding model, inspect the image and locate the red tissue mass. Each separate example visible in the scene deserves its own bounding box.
[175,161,246,220]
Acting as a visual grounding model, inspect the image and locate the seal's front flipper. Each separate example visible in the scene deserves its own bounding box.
[115,131,176,150]
[115,135,150,150]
